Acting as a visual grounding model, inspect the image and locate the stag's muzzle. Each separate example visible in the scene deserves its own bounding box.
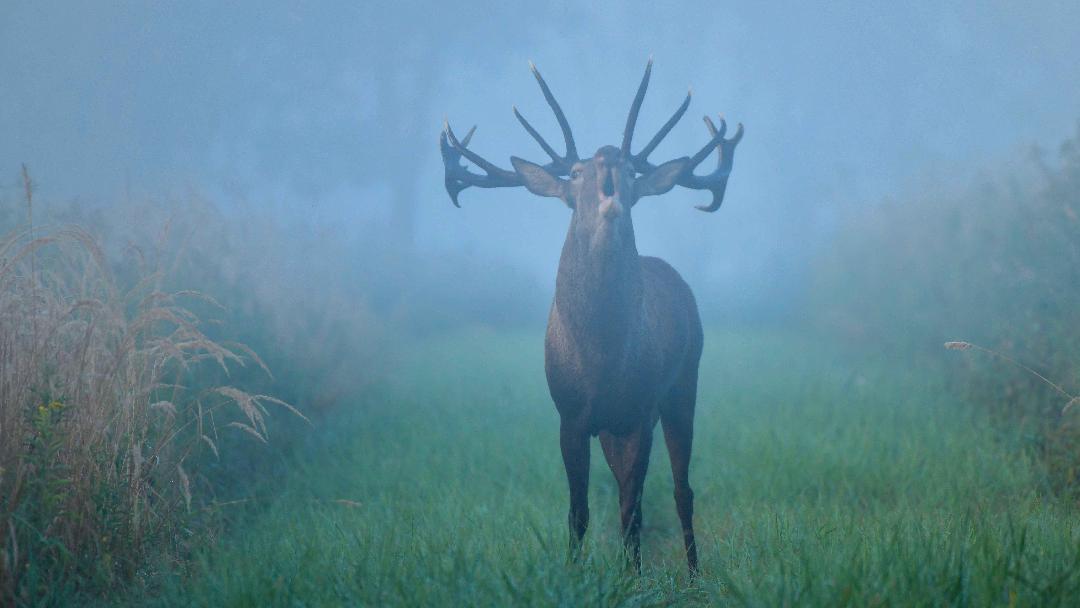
[598,167,623,219]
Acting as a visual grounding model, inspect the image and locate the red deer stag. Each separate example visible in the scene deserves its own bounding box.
[440,60,742,573]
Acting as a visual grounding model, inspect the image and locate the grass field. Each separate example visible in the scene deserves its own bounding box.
[135,328,1080,607]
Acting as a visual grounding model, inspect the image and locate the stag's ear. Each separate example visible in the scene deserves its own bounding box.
[511,156,568,201]
[634,158,689,199]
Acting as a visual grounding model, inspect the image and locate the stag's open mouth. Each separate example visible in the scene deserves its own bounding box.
[601,168,616,198]
[597,167,623,220]
[597,169,622,220]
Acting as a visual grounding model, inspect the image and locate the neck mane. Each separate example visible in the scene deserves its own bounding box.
[554,212,643,355]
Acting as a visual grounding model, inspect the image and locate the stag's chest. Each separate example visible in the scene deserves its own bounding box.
[544,307,664,426]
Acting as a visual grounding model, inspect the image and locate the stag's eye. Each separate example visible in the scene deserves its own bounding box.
[570,168,583,180]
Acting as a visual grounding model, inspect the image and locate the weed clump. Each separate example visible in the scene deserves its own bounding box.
[0,170,298,603]
[813,123,1080,492]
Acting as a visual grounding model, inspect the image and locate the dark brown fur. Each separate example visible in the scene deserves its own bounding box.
[542,146,703,572]
[440,61,742,573]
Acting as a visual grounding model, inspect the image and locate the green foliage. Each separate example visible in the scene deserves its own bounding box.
[131,330,1080,606]
[8,120,1080,604]
[0,185,540,604]
[0,212,297,604]
[811,124,1080,492]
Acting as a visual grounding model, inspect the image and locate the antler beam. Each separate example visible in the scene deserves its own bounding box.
[441,63,579,205]
[512,63,580,175]
[440,123,522,208]
[692,115,744,212]
[440,59,742,211]
[621,61,744,212]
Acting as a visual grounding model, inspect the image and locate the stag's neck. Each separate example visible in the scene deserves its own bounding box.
[553,218,643,353]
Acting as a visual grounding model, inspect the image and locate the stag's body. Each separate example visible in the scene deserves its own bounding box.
[547,245,702,439]
[543,143,705,569]
[547,214,703,568]
[441,61,741,573]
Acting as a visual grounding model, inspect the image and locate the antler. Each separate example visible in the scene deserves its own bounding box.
[440,123,523,208]
[442,60,741,210]
[513,62,579,174]
[442,63,578,206]
[622,59,744,212]
[690,115,744,212]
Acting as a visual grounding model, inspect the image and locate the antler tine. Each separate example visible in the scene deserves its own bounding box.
[621,57,653,156]
[440,122,523,207]
[513,106,567,172]
[692,115,744,212]
[460,125,476,147]
[687,115,727,168]
[439,63,580,207]
[529,62,579,163]
[445,122,517,179]
[703,114,719,138]
[633,88,691,168]
[632,111,743,211]
[439,129,468,207]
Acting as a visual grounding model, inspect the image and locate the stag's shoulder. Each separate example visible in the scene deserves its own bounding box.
[639,256,692,294]
[639,255,700,327]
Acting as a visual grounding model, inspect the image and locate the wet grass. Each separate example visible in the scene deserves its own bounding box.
[136,328,1080,606]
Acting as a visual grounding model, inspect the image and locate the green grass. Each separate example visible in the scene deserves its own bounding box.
[135,328,1080,606]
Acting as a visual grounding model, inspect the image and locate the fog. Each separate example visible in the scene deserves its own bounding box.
[6,5,1080,602]
[3,1,1080,321]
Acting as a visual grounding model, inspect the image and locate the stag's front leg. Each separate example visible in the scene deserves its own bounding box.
[662,369,700,574]
[559,419,590,559]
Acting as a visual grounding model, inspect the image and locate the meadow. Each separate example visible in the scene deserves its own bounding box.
[3,101,1078,608]
[129,329,1080,606]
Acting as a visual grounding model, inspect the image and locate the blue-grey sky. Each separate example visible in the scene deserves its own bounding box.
[3,1,1079,317]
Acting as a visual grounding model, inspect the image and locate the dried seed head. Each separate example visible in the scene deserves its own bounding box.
[177,464,192,513]
[944,341,973,351]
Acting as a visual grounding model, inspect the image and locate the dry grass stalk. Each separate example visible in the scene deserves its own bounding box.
[0,178,300,602]
[945,340,1078,413]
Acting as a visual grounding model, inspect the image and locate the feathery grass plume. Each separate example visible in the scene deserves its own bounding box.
[945,337,1080,491]
[818,124,1080,492]
[0,171,301,603]
[1064,397,1080,414]
[944,339,1075,404]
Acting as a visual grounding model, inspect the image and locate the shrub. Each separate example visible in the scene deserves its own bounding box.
[0,174,300,603]
[811,123,1080,491]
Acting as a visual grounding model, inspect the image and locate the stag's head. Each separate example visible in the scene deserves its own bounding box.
[441,59,743,222]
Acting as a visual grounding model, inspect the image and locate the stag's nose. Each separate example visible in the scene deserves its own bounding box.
[593,145,623,219]
[597,165,623,220]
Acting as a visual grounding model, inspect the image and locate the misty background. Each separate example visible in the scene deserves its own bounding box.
[5,4,1080,602]
[3,1,1080,323]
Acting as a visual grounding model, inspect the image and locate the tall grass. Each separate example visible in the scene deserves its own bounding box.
[137,329,1080,606]
[0,169,547,603]
[812,123,1080,491]
[0,177,300,603]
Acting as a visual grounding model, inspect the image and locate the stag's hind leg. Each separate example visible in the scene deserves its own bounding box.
[661,368,699,573]
[599,425,654,572]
